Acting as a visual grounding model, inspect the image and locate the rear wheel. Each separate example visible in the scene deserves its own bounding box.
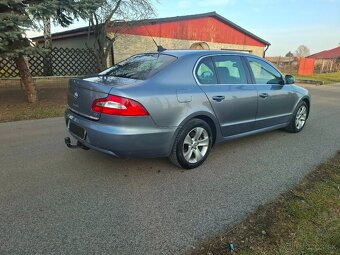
[285,101,308,133]
[169,119,212,169]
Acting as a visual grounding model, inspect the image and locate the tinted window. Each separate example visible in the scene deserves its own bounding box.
[212,55,247,84]
[100,53,177,80]
[195,57,217,84]
[247,57,283,84]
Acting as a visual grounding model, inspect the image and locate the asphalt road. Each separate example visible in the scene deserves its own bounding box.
[1,84,340,255]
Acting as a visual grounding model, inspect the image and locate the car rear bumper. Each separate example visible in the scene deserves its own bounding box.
[65,109,177,158]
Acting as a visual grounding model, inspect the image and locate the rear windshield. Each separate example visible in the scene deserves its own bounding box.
[100,53,177,80]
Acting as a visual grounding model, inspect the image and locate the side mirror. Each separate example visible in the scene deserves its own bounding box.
[285,74,295,85]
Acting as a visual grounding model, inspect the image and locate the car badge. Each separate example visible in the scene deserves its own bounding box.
[74,91,79,99]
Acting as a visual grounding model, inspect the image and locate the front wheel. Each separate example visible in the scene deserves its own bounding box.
[169,119,212,169]
[284,101,308,133]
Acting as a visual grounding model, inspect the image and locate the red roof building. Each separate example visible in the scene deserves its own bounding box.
[31,12,270,64]
[308,46,340,59]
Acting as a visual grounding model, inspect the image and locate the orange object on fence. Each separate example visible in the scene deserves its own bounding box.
[298,58,315,76]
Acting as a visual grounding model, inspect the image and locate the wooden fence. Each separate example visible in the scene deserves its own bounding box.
[267,56,340,75]
[0,47,99,78]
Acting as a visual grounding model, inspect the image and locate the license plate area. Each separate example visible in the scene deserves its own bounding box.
[68,121,86,140]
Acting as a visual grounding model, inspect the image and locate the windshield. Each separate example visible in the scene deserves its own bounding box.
[100,53,177,80]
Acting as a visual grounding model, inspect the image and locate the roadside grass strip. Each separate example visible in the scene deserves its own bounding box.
[187,151,340,255]
[0,87,66,122]
[296,72,340,85]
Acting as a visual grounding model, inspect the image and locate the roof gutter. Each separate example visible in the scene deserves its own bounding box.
[263,44,270,58]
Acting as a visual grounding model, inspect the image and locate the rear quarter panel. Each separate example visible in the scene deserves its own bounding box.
[117,56,217,124]
[111,55,222,139]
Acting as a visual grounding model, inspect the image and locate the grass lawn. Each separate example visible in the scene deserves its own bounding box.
[187,152,340,255]
[296,72,340,84]
[0,87,67,123]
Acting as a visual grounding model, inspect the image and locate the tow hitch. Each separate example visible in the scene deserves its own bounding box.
[64,137,90,150]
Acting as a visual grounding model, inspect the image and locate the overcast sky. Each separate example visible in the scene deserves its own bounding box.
[28,0,340,56]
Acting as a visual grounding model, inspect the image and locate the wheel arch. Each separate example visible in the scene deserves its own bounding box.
[301,97,310,118]
[193,115,218,146]
[168,111,222,155]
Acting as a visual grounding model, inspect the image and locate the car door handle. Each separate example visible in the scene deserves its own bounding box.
[212,96,225,102]
[259,93,269,98]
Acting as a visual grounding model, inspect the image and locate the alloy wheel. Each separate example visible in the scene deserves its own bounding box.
[182,127,209,163]
[295,105,307,130]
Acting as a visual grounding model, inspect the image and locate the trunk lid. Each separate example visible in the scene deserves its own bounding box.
[67,76,142,120]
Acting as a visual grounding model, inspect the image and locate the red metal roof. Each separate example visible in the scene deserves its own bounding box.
[31,12,270,47]
[108,15,267,47]
[308,46,340,59]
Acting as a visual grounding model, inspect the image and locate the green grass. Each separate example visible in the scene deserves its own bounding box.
[1,103,66,122]
[296,72,340,84]
[0,87,66,123]
[187,152,340,255]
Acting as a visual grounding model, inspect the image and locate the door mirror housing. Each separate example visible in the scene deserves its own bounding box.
[285,74,295,85]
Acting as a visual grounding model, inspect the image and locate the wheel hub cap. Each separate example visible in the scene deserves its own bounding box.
[295,105,307,130]
[183,127,209,164]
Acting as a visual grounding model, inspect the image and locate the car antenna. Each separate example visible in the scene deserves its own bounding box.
[143,24,166,52]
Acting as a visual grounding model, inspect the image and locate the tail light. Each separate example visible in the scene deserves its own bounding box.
[92,95,149,116]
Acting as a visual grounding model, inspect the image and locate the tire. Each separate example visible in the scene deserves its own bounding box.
[284,101,308,133]
[169,118,212,169]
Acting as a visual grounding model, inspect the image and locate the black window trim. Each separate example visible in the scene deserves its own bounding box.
[194,56,218,85]
[193,54,252,86]
[244,56,285,85]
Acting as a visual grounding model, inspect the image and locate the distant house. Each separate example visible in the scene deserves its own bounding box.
[308,45,340,60]
[31,12,270,65]
[307,45,340,72]
[266,56,298,73]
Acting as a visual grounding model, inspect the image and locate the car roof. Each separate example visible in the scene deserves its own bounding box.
[145,49,260,59]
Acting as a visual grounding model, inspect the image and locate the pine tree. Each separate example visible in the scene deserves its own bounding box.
[0,1,100,102]
[285,51,294,57]
[0,0,42,103]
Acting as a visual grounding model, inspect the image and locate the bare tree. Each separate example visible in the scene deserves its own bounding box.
[295,45,310,57]
[30,0,102,75]
[87,0,156,70]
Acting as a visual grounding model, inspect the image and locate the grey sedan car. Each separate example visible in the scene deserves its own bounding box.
[65,50,310,169]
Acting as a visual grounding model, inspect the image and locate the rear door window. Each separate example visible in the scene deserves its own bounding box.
[101,53,177,80]
[246,57,283,84]
[212,55,247,84]
[195,57,218,84]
